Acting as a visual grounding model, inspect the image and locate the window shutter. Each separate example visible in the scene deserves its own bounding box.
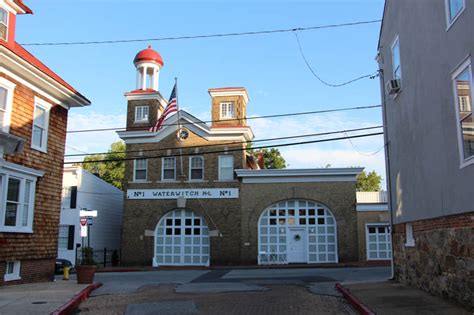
[67,225,75,250]
[70,186,77,209]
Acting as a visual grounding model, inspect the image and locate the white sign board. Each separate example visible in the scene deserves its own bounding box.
[79,210,98,217]
[80,225,88,237]
[127,188,239,200]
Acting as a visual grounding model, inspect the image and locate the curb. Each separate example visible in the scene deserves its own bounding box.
[335,283,375,315]
[50,282,102,315]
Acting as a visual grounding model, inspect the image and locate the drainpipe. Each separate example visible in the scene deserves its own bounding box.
[377,52,395,280]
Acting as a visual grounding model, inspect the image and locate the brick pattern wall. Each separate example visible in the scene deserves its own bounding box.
[122,131,246,265]
[240,182,359,264]
[126,99,164,131]
[0,73,68,284]
[356,211,390,260]
[392,212,474,310]
[0,259,55,285]
[211,95,246,127]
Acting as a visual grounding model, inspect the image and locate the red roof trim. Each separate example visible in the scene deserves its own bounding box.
[208,87,246,92]
[12,0,33,14]
[0,41,90,103]
[128,88,158,94]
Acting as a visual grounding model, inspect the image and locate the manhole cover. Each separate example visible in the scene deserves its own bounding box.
[32,301,47,304]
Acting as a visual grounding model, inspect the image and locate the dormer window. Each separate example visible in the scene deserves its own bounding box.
[0,7,7,41]
[220,102,235,119]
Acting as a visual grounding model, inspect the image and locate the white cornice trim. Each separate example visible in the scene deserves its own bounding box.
[235,168,364,184]
[0,47,90,108]
[0,159,45,178]
[208,89,249,104]
[356,204,389,212]
[117,110,254,144]
[124,90,167,107]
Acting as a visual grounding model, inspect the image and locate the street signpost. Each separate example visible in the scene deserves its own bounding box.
[79,208,98,251]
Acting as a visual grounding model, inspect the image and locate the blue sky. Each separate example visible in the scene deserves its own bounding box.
[17,0,387,186]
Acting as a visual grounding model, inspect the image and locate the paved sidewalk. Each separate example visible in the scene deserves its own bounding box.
[0,279,89,314]
[344,281,471,314]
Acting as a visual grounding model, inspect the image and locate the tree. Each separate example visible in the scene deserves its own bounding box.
[248,148,287,169]
[356,170,382,192]
[82,141,125,190]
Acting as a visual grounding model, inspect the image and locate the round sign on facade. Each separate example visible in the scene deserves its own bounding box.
[80,217,87,226]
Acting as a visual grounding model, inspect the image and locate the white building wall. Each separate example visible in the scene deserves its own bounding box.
[57,167,123,265]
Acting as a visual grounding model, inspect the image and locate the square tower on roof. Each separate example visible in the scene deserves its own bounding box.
[208,87,249,128]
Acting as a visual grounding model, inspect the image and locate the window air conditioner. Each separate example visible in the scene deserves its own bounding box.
[385,79,401,95]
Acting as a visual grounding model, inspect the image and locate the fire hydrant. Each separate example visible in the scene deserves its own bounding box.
[63,265,70,280]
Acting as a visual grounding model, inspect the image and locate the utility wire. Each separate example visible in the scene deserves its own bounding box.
[65,125,382,157]
[67,104,381,134]
[64,132,383,165]
[22,20,381,46]
[294,32,379,87]
[344,132,385,156]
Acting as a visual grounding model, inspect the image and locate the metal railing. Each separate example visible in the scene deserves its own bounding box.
[356,191,387,203]
[76,247,121,267]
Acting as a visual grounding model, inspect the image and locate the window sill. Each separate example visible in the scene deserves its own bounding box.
[4,275,21,282]
[214,179,238,183]
[134,120,149,124]
[129,180,152,184]
[459,156,474,169]
[31,144,47,153]
[185,180,208,183]
[405,240,415,248]
[0,227,33,234]
[157,180,179,183]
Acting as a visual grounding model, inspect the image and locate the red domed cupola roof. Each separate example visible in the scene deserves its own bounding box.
[134,45,164,66]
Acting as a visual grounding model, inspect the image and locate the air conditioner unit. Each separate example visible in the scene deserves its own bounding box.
[385,79,401,95]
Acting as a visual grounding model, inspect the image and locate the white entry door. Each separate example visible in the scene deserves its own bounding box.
[287,227,307,263]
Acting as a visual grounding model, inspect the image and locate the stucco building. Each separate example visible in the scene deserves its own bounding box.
[0,0,90,284]
[377,0,473,309]
[119,46,389,267]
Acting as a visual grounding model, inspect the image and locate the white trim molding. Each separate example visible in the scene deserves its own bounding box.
[3,260,21,282]
[31,96,51,153]
[445,0,465,31]
[235,168,364,184]
[0,76,16,133]
[208,88,249,104]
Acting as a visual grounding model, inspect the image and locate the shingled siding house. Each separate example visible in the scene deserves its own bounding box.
[0,0,90,284]
[377,0,473,309]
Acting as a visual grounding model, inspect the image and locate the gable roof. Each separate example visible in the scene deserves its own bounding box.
[12,0,33,14]
[117,110,254,144]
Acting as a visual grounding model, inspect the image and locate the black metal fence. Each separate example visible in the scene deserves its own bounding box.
[76,247,121,267]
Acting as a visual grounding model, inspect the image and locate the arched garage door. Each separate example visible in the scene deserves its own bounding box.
[154,209,210,266]
[258,200,337,264]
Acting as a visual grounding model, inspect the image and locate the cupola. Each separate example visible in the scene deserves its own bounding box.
[133,45,164,92]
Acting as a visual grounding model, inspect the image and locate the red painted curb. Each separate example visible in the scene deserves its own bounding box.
[50,282,102,315]
[335,283,375,315]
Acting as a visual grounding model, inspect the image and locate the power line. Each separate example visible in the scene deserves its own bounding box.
[66,104,381,134]
[344,132,385,156]
[64,132,384,165]
[65,125,382,157]
[22,20,382,47]
[294,32,379,87]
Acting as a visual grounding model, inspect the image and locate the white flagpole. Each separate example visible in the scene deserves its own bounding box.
[175,77,184,178]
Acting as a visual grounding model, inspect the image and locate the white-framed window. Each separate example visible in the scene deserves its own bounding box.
[445,0,465,28]
[31,97,51,152]
[189,156,204,180]
[391,36,401,82]
[0,171,36,233]
[0,7,8,41]
[0,77,15,133]
[366,224,392,260]
[162,157,176,181]
[220,102,235,119]
[405,223,415,247]
[134,158,147,181]
[4,261,21,282]
[134,106,149,122]
[218,155,234,181]
[452,59,474,166]
[58,225,69,249]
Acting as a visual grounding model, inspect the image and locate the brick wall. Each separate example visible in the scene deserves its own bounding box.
[0,259,55,285]
[240,182,359,264]
[0,73,68,283]
[126,98,163,131]
[211,95,246,127]
[356,211,390,260]
[392,212,474,310]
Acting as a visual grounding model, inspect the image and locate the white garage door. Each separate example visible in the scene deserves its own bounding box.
[366,224,391,260]
[258,200,338,265]
[154,209,210,266]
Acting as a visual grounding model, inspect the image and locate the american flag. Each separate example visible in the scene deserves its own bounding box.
[149,83,178,133]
